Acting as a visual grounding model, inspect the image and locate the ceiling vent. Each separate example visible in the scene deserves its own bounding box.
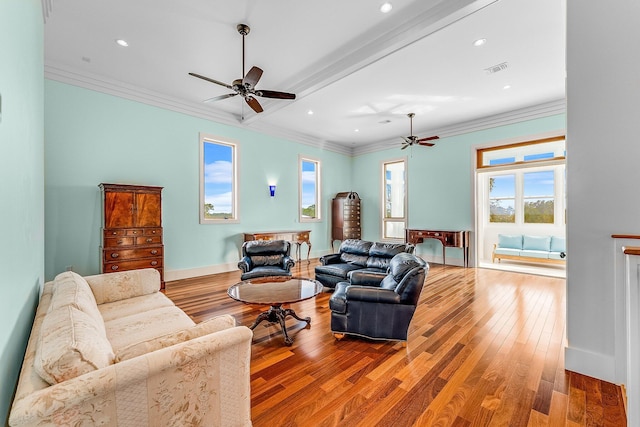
[378,119,392,124]
[485,62,508,74]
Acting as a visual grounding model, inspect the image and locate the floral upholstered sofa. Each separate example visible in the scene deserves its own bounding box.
[9,268,253,426]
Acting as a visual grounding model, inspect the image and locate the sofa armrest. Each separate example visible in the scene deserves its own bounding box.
[283,255,295,271]
[319,253,341,265]
[9,326,253,427]
[345,286,401,304]
[349,271,386,286]
[237,256,252,273]
[84,268,161,304]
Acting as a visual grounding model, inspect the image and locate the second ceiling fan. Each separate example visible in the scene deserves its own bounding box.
[400,113,439,150]
[189,24,296,114]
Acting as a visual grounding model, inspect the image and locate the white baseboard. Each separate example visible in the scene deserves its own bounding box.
[164,249,326,282]
[165,262,239,282]
[565,345,618,385]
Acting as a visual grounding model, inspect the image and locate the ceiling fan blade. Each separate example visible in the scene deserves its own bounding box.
[189,72,234,90]
[417,135,439,142]
[244,96,263,113]
[401,136,412,144]
[204,93,237,103]
[243,66,263,87]
[401,143,409,150]
[417,141,436,147]
[256,90,296,100]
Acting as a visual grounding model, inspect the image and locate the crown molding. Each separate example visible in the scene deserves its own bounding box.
[45,62,565,159]
[45,62,238,126]
[351,98,567,156]
[44,62,345,153]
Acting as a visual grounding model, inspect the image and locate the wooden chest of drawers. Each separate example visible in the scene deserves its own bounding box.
[100,183,164,288]
[332,192,361,246]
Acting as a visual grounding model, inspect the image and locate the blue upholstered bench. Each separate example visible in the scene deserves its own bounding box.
[492,234,566,265]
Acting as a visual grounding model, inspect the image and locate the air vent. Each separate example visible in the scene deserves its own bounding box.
[485,62,508,74]
[378,119,392,124]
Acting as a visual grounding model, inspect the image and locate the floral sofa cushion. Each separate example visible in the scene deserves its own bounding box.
[49,271,106,335]
[115,315,236,362]
[84,268,160,304]
[34,305,114,384]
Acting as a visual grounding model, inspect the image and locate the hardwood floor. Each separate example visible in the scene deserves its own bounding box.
[165,259,627,426]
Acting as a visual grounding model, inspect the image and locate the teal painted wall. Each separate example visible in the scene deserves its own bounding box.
[44,78,565,279]
[352,115,566,262]
[44,80,352,280]
[0,0,44,423]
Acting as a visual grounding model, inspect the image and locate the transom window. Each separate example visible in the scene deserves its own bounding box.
[299,156,321,222]
[478,136,565,169]
[199,134,238,223]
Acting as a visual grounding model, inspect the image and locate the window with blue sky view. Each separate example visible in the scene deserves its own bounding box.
[300,158,319,220]
[202,138,235,221]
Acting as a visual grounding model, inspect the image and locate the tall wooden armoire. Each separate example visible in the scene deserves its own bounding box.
[331,191,361,248]
[99,183,165,288]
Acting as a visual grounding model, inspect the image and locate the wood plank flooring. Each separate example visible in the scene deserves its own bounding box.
[165,259,627,426]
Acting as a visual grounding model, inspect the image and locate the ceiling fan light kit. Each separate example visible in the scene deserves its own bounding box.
[400,113,439,150]
[189,23,296,114]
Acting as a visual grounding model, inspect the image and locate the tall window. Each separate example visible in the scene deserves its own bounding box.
[299,156,321,222]
[200,134,238,223]
[489,174,516,223]
[523,170,555,223]
[382,159,407,239]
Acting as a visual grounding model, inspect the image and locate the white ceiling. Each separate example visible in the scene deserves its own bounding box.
[43,0,566,155]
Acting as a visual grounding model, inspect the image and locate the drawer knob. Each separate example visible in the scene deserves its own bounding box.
[151,250,158,255]
[151,230,156,234]
[146,238,153,243]
[111,231,117,235]
[117,239,124,245]
[111,253,119,258]
[133,231,138,234]
[151,261,158,266]
[111,265,119,271]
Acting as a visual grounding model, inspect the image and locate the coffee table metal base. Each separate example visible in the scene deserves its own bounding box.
[250,304,310,346]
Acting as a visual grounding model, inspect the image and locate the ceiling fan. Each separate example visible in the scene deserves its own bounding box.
[189,23,296,114]
[400,113,439,150]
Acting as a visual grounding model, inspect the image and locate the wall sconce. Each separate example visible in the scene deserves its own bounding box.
[269,185,276,197]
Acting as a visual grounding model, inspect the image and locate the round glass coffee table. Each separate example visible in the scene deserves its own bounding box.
[227,276,323,345]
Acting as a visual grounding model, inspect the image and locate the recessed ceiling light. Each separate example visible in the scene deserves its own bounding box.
[503,84,511,90]
[473,38,486,47]
[380,2,392,13]
[307,110,314,115]
[354,129,360,132]
[115,39,129,47]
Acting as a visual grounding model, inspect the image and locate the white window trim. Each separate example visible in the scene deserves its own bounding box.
[199,133,240,224]
[299,155,321,223]
[381,156,407,241]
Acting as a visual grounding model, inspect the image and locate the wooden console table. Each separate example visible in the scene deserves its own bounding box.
[243,230,312,262]
[405,229,470,267]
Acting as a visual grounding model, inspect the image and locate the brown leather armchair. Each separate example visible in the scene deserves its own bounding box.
[329,252,428,343]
